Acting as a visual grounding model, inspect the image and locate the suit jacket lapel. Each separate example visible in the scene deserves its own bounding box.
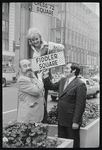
[59,77,77,98]
[59,78,66,97]
[62,78,66,90]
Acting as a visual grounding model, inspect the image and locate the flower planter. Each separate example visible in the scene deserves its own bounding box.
[3,122,74,148]
[47,118,99,148]
[48,136,73,148]
[80,118,99,148]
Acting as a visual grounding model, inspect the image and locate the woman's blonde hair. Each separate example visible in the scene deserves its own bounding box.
[27,28,43,44]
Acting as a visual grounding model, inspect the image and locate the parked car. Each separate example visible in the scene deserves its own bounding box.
[49,90,58,101]
[91,74,100,84]
[49,77,100,101]
[2,66,17,87]
[81,78,99,98]
[49,73,63,101]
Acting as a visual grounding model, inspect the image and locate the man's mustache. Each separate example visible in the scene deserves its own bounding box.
[26,69,33,73]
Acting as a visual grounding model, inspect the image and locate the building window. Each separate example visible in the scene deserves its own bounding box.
[74,50,76,62]
[2,20,5,32]
[76,50,78,63]
[90,40,92,51]
[2,3,9,52]
[5,21,9,32]
[2,39,9,51]
[51,29,54,42]
[78,51,80,64]
[80,35,83,48]
[67,29,71,45]
[62,3,65,11]
[2,39,5,51]
[58,3,62,11]
[56,29,61,43]
[2,3,9,14]
[71,49,73,61]
[2,20,9,33]
[73,49,75,62]
[71,16,74,30]
[56,18,61,28]
[83,51,86,65]
[69,14,71,29]
[69,29,72,45]
[71,30,74,45]
[81,51,83,64]
[75,33,78,46]
[88,39,90,50]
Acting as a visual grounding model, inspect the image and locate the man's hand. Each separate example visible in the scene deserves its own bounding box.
[72,123,79,129]
[37,71,43,81]
[42,69,49,79]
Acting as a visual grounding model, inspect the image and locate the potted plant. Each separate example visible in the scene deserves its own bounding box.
[3,122,73,148]
[46,101,100,148]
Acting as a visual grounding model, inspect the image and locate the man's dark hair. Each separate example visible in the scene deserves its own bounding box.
[67,62,80,76]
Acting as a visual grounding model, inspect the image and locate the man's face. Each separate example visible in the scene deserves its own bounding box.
[30,33,41,47]
[20,60,32,77]
[64,63,73,78]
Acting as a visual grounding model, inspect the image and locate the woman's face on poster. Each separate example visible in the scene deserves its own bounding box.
[30,33,41,47]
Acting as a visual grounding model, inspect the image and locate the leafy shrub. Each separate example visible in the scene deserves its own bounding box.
[3,122,61,148]
[47,105,58,125]
[47,101,100,127]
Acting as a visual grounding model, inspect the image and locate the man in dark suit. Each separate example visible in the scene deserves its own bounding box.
[43,62,87,148]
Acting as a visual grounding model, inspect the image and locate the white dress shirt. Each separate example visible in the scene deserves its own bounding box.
[68,76,76,84]
[64,76,76,90]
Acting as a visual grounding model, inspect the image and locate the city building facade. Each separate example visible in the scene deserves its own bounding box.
[2,3,15,65]
[2,2,99,74]
[52,3,99,74]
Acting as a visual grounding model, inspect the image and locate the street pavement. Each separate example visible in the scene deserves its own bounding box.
[2,83,100,125]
